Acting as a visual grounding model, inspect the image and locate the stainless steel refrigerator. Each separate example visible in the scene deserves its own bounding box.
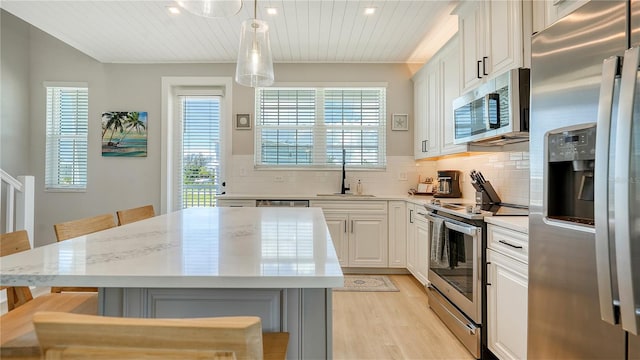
[529,0,640,358]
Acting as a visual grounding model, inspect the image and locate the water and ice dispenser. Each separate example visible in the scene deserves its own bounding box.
[547,125,596,225]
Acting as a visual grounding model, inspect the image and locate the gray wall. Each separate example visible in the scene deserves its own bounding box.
[1,11,30,176]
[1,11,416,246]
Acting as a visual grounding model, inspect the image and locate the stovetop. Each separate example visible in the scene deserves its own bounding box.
[424,200,529,220]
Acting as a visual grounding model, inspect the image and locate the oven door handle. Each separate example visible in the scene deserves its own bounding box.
[423,213,480,236]
[444,221,478,237]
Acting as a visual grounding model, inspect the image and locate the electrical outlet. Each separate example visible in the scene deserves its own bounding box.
[274,176,284,182]
[399,172,408,181]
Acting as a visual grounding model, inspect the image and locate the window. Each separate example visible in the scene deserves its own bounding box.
[178,95,221,208]
[255,87,386,169]
[45,84,88,191]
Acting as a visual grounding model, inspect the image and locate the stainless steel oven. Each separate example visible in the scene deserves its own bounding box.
[422,204,485,358]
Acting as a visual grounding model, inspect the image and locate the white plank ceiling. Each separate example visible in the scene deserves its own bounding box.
[1,0,458,64]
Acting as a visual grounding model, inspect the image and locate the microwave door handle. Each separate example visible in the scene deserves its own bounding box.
[614,46,640,335]
[484,93,500,129]
[595,55,621,326]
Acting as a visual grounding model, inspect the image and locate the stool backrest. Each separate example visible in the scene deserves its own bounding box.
[0,230,34,310]
[116,205,155,226]
[33,312,264,360]
[54,214,116,242]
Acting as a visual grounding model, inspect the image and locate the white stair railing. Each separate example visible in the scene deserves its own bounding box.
[1,169,35,248]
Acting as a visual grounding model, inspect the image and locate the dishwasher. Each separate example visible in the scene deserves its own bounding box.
[255,199,309,207]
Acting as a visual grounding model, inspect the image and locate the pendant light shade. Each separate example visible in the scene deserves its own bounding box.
[177,0,242,18]
[235,2,274,87]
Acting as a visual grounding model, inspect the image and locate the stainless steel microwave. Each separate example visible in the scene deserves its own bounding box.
[452,68,530,145]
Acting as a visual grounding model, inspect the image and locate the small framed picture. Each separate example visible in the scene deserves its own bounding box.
[235,113,251,130]
[392,114,409,131]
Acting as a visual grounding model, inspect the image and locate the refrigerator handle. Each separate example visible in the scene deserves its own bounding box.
[614,46,640,335]
[594,55,621,326]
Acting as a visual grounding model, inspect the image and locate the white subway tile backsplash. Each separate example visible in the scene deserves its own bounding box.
[225,152,529,206]
[225,156,437,196]
[435,152,530,206]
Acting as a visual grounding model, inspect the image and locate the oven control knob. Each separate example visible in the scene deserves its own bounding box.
[431,199,441,205]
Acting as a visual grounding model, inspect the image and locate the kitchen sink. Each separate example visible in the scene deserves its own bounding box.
[316,193,376,197]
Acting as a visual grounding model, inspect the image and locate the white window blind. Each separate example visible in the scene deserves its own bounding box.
[45,85,88,190]
[179,96,221,208]
[255,87,386,169]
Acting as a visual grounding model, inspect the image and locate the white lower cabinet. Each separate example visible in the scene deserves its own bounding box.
[406,203,429,285]
[349,214,388,267]
[388,201,407,268]
[406,203,417,275]
[487,224,528,360]
[311,200,388,268]
[324,214,349,267]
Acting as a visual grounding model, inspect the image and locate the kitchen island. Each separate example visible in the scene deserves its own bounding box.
[0,207,343,359]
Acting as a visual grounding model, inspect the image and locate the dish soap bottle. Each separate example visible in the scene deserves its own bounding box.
[356,180,363,195]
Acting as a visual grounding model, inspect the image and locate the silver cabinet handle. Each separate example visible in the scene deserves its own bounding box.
[595,55,621,326]
[614,46,640,335]
[409,209,414,224]
[344,220,347,233]
[482,56,488,76]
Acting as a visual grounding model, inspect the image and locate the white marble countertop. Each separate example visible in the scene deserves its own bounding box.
[485,216,529,234]
[0,207,344,289]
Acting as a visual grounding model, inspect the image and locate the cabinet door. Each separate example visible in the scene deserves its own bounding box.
[425,63,440,156]
[487,249,528,360]
[545,0,590,28]
[348,214,388,267]
[388,201,407,268]
[406,204,417,275]
[485,0,524,77]
[414,217,430,285]
[459,1,485,91]
[413,70,428,159]
[439,36,467,156]
[324,214,349,267]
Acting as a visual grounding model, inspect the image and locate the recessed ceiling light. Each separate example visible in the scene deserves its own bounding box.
[364,7,376,15]
[267,7,277,15]
[167,6,181,15]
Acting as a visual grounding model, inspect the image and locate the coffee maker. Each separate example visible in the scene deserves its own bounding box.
[434,170,462,198]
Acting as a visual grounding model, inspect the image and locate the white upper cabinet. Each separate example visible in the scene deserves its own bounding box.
[413,67,428,159]
[413,35,466,160]
[456,0,532,92]
[533,0,590,33]
[439,36,467,156]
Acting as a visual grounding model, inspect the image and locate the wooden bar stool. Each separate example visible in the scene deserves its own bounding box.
[52,214,116,293]
[116,204,155,226]
[33,312,289,360]
[0,230,98,360]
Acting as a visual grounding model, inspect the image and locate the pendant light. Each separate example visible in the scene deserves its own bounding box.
[177,0,243,18]
[235,0,274,87]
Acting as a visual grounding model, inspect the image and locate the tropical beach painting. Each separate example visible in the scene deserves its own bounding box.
[101,111,148,157]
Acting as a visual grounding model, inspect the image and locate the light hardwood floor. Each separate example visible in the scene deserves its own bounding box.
[333,275,474,360]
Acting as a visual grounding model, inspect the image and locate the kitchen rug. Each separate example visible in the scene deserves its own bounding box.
[333,275,399,292]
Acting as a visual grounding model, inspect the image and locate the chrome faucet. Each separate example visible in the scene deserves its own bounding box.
[341,149,350,194]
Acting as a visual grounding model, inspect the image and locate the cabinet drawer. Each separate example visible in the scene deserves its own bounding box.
[309,200,387,213]
[487,224,528,263]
